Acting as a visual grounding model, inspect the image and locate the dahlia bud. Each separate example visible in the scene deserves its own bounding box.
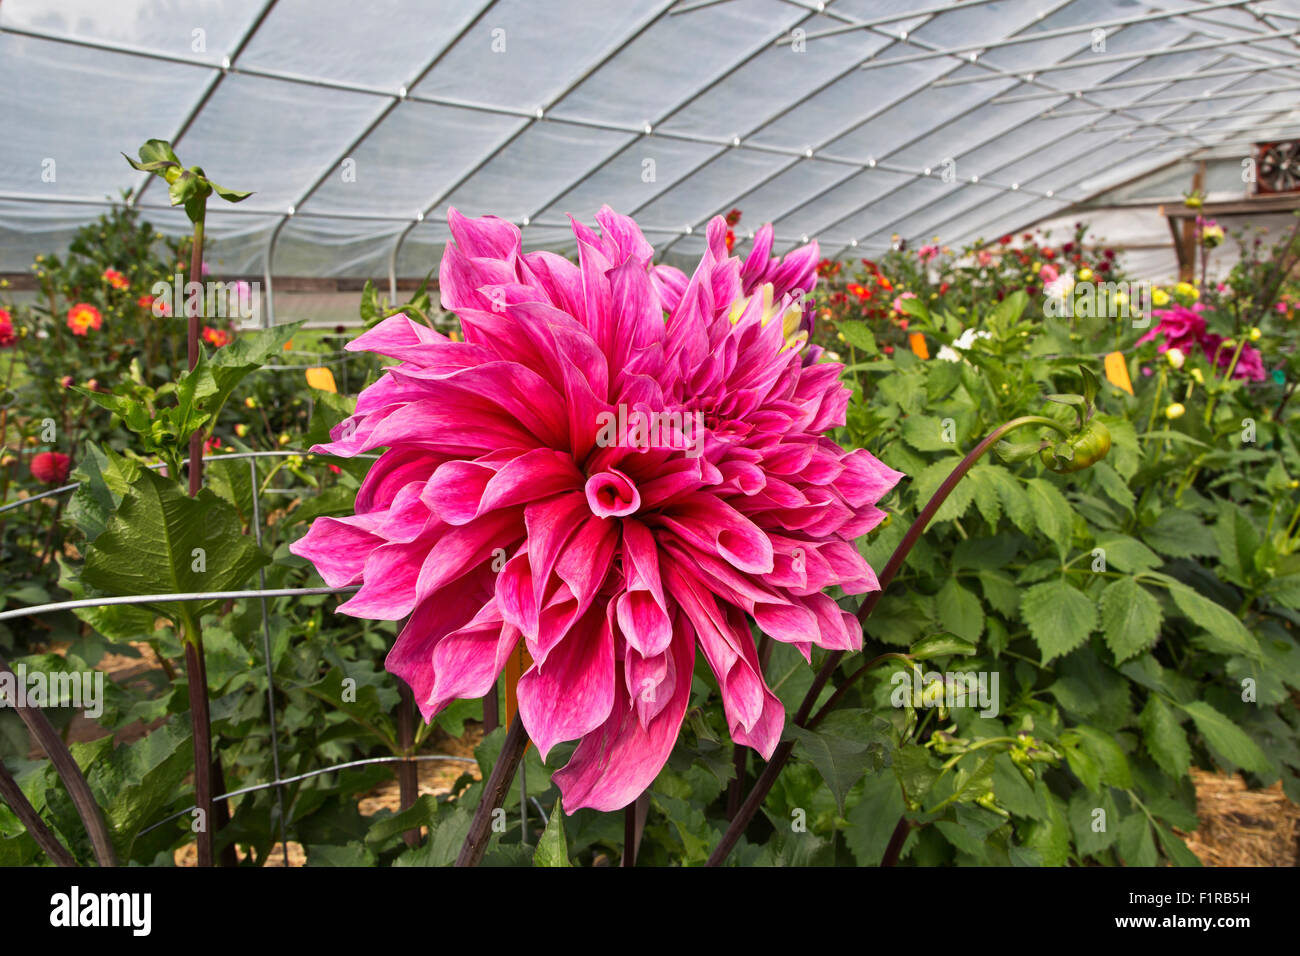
[1040,419,1111,474]
[1166,347,1185,369]
[1165,402,1186,420]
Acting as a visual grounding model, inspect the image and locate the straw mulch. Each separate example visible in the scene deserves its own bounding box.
[1180,768,1300,867]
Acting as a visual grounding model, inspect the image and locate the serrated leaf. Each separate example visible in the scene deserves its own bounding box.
[785,710,889,813]
[837,321,877,354]
[901,415,956,452]
[1179,700,1273,775]
[935,578,984,643]
[1139,696,1190,777]
[1142,510,1218,559]
[1021,579,1097,664]
[1118,812,1157,866]
[1099,577,1162,662]
[80,468,269,629]
[1093,534,1161,573]
[1167,584,1258,658]
[912,457,974,523]
[844,771,904,866]
[1026,478,1072,556]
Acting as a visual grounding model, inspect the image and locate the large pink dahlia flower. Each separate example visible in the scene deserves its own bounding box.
[291,207,902,812]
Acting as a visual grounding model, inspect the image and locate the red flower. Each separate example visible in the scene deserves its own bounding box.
[0,309,15,349]
[102,268,129,291]
[999,235,1012,245]
[66,303,102,336]
[724,208,743,227]
[202,327,233,348]
[30,451,71,485]
[1041,247,1056,259]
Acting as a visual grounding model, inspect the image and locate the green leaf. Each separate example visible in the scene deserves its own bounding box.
[138,139,180,166]
[209,181,253,203]
[1091,462,1135,512]
[1026,478,1072,556]
[1118,812,1157,866]
[1021,579,1098,664]
[533,800,570,867]
[1143,509,1218,559]
[80,468,269,629]
[65,443,142,544]
[909,632,977,660]
[844,771,905,866]
[785,710,889,813]
[912,456,974,523]
[1139,696,1190,778]
[837,321,877,354]
[1094,414,1138,479]
[1072,725,1132,789]
[1099,577,1162,662]
[893,743,942,810]
[1167,583,1258,658]
[1093,533,1161,573]
[901,415,955,452]
[1179,700,1274,775]
[1155,822,1202,867]
[935,578,984,643]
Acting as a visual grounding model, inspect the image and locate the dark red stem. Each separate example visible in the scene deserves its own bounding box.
[455,714,527,867]
[705,416,1056,866]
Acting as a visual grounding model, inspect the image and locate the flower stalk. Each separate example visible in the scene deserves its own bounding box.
[706,413,1079,867]
[456,714,529,867]
[0,652,116,866]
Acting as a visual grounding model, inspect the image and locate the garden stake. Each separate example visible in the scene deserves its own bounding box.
[455,714,528,867]
[0,652,116,866]
[0,758,78,867]
[706,414,1075,866]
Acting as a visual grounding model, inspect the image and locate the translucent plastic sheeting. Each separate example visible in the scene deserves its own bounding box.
[1,0,1299,286]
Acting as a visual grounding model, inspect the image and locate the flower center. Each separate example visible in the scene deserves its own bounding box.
[584,469,641,518]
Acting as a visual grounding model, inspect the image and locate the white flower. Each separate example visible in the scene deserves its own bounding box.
[938,328,991,362]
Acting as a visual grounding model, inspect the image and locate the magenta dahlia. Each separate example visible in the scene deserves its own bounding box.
[291,207,901,812]
[1140,304,1266,382]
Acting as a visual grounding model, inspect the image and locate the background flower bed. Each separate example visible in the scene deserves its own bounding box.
[1,203,1297,867]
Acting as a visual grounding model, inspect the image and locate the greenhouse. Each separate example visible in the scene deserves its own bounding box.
[1,0,1298,887]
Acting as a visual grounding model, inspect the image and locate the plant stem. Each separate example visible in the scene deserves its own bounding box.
[705,414,1068,867]
[183,623,214,867]
[0,652,116,866]
[187,220,204,497]
[0,758,78,867]
[455,714,527,867]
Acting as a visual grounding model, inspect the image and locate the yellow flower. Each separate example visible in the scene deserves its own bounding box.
[234,423,248,438]
[1174,281,1199,301]
[244,396,258,409]
[1165,402,1186,420]
[1248,327,1261,342]
[1078,267,1093,282]
[1152,288,1169,306]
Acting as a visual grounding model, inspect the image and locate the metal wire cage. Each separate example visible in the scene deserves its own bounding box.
[0,448,483,867]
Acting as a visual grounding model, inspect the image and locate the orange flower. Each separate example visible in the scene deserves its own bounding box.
[202,326,232,348]
[102,268,129,290]
[66,303,102,336]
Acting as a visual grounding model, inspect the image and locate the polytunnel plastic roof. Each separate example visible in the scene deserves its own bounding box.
[3,0,1300,286]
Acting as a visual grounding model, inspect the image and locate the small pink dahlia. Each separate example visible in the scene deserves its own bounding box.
[292,207,901,812]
